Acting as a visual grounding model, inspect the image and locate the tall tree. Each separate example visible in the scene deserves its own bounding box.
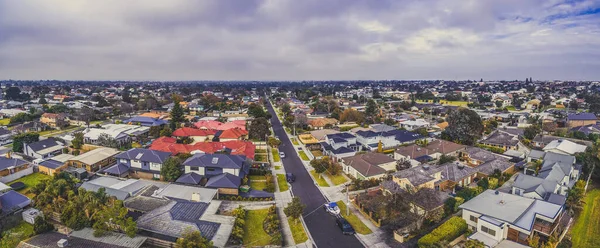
[72,132,84,150]
[38,96,47,104]
[12,133,40,153]
[170,100,185,130]
[248,117,271,141]
[284,197,306,224]
[161,157,183,182]
[175,229,213,248]
[442,108,484,145]
[365,99,378,122]
[339,108,365,124]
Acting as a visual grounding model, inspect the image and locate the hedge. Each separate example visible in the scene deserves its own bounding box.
[417,216,467,247]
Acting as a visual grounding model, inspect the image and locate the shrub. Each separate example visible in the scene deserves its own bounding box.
[417,216,467,247]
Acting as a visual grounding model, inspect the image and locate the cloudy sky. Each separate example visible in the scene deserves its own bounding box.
[1,0,599,81]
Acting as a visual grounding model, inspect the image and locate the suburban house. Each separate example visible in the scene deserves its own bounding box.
[103,148,172,180]
[18,228,147,248]
[570,124,600,135]
[460,190,567,247]
[541,139,587,155]
[480,130,523,151]
[11,121,48,134]
[65,147,120,172]
[149,137,255,159]
[321,133,359,161]
[213,128,248,142]
[399,119,430,131]
[308,118,338,130]
[341,152,396,180]
[0,128,13,146]
[37,153,75,176]
[355,129,424,151]
[83,124,150,146]
[172,127,217,143]
[40,113,68,128]
[531,134,593,149]
[512,152,579,200]
[23,138,65,159]
[394,140,465,167]
[177,153,251,195]
[566,113,597,128]
[0,186,31,214]
[390,164,442,191]
[0,155,31,183]
[123,116,168,127]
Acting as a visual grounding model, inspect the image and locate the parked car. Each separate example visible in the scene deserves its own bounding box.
[323,202,341,215]
[279,152,285,158]
[336,217,355,235]
[286,173,296,183]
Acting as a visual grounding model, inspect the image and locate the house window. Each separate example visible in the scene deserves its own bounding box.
[481,226,496,236]
[190,167,199,171]
[470,215,478,223]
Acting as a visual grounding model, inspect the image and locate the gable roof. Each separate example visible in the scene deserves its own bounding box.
[342,153,394,177]
[217,128,248,139]
[115,148,171,164]
[183,153,247,169]
[172,127,216,137]
[123,116,168,126]
[0,157,28,171]
[69,147,120,165]
[543,139,587,155]
[149,137,256,158]
[103,162,130,176]
[205,173,241,188]
[0,190,30,212]
[176,172,203,185]
[38,159,64,170]
[567,113,597,121]
[26,138,64,153]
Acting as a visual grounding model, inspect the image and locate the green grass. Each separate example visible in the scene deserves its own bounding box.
[255,149,267,153]
[326,173,348,185]
[1,221,35,246]
[417,99,469,107]
[310,170,329,187]
[291,138,299,146]
[298,151,309,161]
[276,174,289,192]
[242,209,273,246]
[336,201,372,235]
[4,143,13,148]
[255,154,268,162]
[249,175,265,181]
[8,172,51,198]
[572,189,600,248]
[275,166,282,170]
[506,106,516,111]
[250,180,267,191]
[0,118,10,126]
[288,218,309,244]
[272,148,281,162]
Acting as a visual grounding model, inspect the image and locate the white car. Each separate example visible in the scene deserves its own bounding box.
[279,152,285,158]
[323,202,341,215]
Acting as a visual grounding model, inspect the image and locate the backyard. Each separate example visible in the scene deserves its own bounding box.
[310,170,329,187]
[276,174,289,191]
[288,218,308,244]
[298,151,309,161]
[242,209,273,246]
[336,201,372,235]
[8,172,51,198]
[571,189,600,248]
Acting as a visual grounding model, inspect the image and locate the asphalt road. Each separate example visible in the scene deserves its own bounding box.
[266,100,364,248]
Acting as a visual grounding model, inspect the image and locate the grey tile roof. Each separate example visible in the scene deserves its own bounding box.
[342,153,394,177]
[464,147,510,162]
[0,190,31,212]
[19,232,131,248]
[411,188,450,211]
[482,131,519,146]
[205,173,241,188]
[25,138,63,152]
[0,157,28,171]
[38,159,64,170]
[103,162,130,176]
[183,153,246,169]
[136,200,220,240]
[394,166,437,186]
[124,195,171,212]
[176,172,203,185]
[438,162,479,181]
[477,159,514,175]
[115,148,171,164]
[567,113,597,121]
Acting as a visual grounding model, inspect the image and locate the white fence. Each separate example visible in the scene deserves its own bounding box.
[0,167,34,183]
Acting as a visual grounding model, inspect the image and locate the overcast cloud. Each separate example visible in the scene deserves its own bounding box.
[1,0,599,81]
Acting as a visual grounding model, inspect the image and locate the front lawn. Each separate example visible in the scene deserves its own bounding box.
[298,151,309,161]
[250,180,267,191]
[276,174,289,192]
[291,138,299,145]
[288,218,308,244]
[310,170,329,187]
[254,154,268,162]
[326,173,348,186]
[336,201,372,235]
[243,209,273,246]
[272,148,281,162]
[438,100,469,107]
[9,172,51,198]
[275,166,282,170]
[571,189,600,248]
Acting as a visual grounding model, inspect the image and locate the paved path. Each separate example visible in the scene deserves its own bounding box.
[266,99,364,248]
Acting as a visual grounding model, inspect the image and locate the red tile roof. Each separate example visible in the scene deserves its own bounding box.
[219,128,248,139]
[149,137,255,159]
[172,127,217,137]
[194,120,223,130]
[216,121,246,131]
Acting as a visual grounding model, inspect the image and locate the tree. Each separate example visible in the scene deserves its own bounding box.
[267,137,281,147]
[281,103,291,116]
[5,86,21,100]
[542,122,557,133]
[590,102,600,115]
[122,90,131,103]
[524,125,541,140]
[310,157,329,173]
[284,197,306,223]
[365,99,378,122]
[96,133,119,148]
[442,108,484,145]
[339,108,365,124]
[384,118,396,126]
[464,239,486,248]
[566,180,585,214]
[248,103,270,119]
[248,117,271,141]
[495,100,503,108]
[38,96,47,104]
[175,229,213,248]
[119,102,134,117]
[12,132,40,153]
[170,99,185,130]
[34,216,54,234]
[438,155,457,165]
[161,157,182,182]
[160,126,172,137]
[528,234,540,248]
[72,132,84,149]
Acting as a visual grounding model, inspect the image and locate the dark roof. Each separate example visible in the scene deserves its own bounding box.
[394,166,437,186]
[115,148,171,164]
[438,162,479,181]
[103,163,130,176]
[326,132,356,140]
[205,173,241,188]
[482,131,519,146]
[136,200,220,240]
[124,196,171,213]
[123,116,168,127]
[532,134,593,147]
[570,124,600,135]
[0,129,11,136]
[176,172,203,185]
[26,138,63,152]
[342,153,394,177]
[411,188,450,211]
[183,153,247,169]
[0,157,28,171]
[567,113,597,121]
[39,159,64,170]
[0,190,30,212]
[19,232,130,248]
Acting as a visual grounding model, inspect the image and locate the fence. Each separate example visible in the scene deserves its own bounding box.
[351,199,382,227]
[0,166,33,183]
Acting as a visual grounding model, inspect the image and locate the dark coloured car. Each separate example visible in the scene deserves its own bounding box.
[336,217,355,235]
[286,173,296,183]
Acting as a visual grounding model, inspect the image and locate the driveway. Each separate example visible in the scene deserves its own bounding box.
[266,100,364,248]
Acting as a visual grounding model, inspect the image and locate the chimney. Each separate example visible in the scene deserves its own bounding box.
[57,239,68,247]
[191,192,201,202]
